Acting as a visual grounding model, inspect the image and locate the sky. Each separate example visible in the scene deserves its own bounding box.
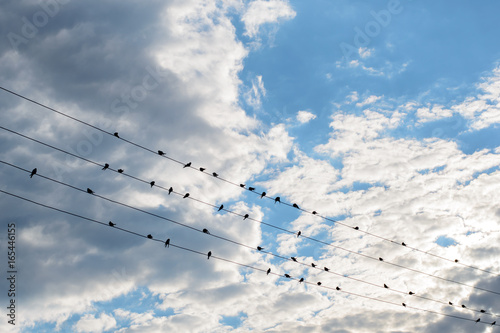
[1,0,500,332]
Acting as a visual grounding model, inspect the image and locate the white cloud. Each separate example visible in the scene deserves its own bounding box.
[244,75,266,108]
[416,105,453,123]
[74,313,117,333]
[356,95,383,107]
[242,0,296,38]
[358,47,373,59]
[296,110,316,124]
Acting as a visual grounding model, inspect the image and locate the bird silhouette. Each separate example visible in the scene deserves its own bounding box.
[379,257,384,261]
[147,234,152,239]
[317,282,322,286]
[402,303,406,307]
[260,191,266,198]
[449,302,453,305]
[108,221,116,227]
[218,204,224,211]
[312,211,317,215]
[384,284,389,289]
[199,167,205,172]
[248,187,255,191]
[158,150,165,156]
[30,168,37,178]
[311,263,317,268]
[257,246,264,251]
[203,228,210,234]
[102,163,109,170]
[212,172,218,177]
[336,286,341,291]
[240,184,245,188]
[354,226,359,230]
[284,274,291,278]
[291,257,297,262]
[409,291,415,295]
[475,318,481,324]
[183,162,191,168]
[324,267,329,272]
[168,187,173,195]
[87,188,94,194]
[462,304,466,308]
[118,169,124,173]
[273,197,280,204]
[491,321,496,326]
[402,242,407,246]
[183,193,189,199]
[164,239,170,248]
[243,214,249,220]
[267,268,271,275]
[207,251,212,259]
[297,231,301,237]
[150,181,155,188]
[455,259,459,263]
[113,132,119,138]
[299,278,304,283]
[293,203,300,209]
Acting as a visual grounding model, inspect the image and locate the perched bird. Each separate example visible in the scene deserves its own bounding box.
[164,239,170,248]
[324,267,329,272]
[299,278,304,283]
[449,302,453,305]
[150,181,155,188]
[147,234,153,239]
[212,172,218,177]
[455,259,459,263]
[113,132,120,138]
[475,318,481,324]
[218,204,224,212]
[462,304,466,308]
[336,286,341,291]
[118,169,124,173]
[491,321,496,326]
[402,303,406,307]
[384,284,389,289]
[168,187,173,195]
[379,257,384,261]
[291,257,297,262]
[317,282,322,286]
[240,184,246,188]
[243,214,249,220]
[354,226,359,230]
[297,231,301,238]
[257,246,264,251]
[402,242,407,246]
[293,203,300,209]
[480,310,486,313]
[183,162,191,168]
[248,187,255,191]
[409,291,415,295]
[102,163,109,171]
[108,221,116,227]
[207,251,212,259]
[183,193,190,199]
[158,150,165,156]
[260,191,266,199]
[312,211,317,215]
[203,228,210,234]
[30,168,37,178]
[284,274,291,278]
[275,197,280,204]
[311,263,317,268]
[199,167,205,172]
[87,188,94,194]
[267,268,271,275]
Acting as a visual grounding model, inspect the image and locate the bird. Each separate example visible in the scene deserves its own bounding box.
[168,187,173,195]
[312,211,317,215]
[297,231,301,238]
[299,278,304,283]
[475,318,481,324]
[260,191,266,199]
[158,150,165,156]
[336,286,341,291]
[218,204,224,212]
[243,214,249,220]
[324,267,329,272]
[87,188,94,194]
[409,291,415,295]
[108,221,116,227]
[455,259,459,263]
[480,310,486,313]
[240,184,246,188]
[102,163,109,170]
[183,193,189,199]
[267,268,271,275]
[147,234,152,239]
[113,132,119,138]
[384,284,389,289]
[257,246,264,251]
[118,169,124,173]
[284,274,291,278]
[311,263,317,268]
[248,187,255,191]
[317,282,322,286]
[449,302,453,305]
[354,226,359,230]
[491,321,496,326]
[291,257,297,262]
[30,168,37,178]
[203,228,210,234]
[275,197,280,204]
[150,181,155,188]
[164,239,170,248]
[402,303,406,307]
[212,172,218,177]
[207,251,212,259]
[462,304,466,308]
[293,203,300,209]
[199,167,205,172]
[183,162,191,168]
[379,257,384,261]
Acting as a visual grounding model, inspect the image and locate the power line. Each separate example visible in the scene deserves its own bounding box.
[0,188,495,327]
[0,86,496,277]
[2,159,500,309]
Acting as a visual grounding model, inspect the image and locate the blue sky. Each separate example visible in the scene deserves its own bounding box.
[1,1,500,332]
